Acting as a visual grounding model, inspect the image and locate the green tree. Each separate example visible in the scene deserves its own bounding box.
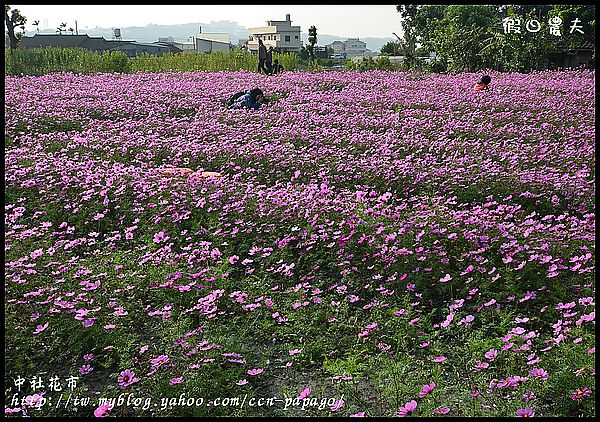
[4,5,27,52]
[380,40,398,55]
[392,30,418,68]
[396,4,447,52]
[479,6,554,72]
[307,25,317,62]
[547,4,595,57]
[395,4,595,72]
[429,5,497,72]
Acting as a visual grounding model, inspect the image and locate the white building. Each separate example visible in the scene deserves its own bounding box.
[247,14,301,53]
[326,38,371,58]
[195,27,232,53]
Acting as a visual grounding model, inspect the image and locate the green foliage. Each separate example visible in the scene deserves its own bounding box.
[4,47,299,76]
[5,5,27,51]
[395,4,596,72]
[353,56,399,72]
[4,46,131,75]
[380,41,399,55]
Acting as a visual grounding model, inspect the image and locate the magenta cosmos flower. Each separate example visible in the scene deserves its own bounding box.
[516,407,535,417]
[528,368,549,380]
[570,387,592,400]
[79,365,94,375]
[484,349,498,361]
[247,368,263,376]
[297,387,311,399]
[94,402,114,417]
[397,400,417,417]
[330,399,344,412]
[118,369,140,388]
[419,382,436,398]
[150,355,170,367]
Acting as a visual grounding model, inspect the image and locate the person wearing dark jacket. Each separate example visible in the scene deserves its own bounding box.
[257,39,268,74]
[272,59,284,75]
[266,46,274,75]
[228,88,266,110]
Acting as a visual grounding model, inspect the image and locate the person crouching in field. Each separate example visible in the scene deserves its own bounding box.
[272,59,284,75]
[227,88,267,110]
[473,74,491,91]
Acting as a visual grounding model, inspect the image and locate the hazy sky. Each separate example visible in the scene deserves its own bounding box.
[10,4,405,38]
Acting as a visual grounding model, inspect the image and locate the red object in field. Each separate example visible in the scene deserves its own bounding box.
[473,83,488,91]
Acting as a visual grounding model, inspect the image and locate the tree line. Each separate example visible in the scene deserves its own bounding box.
[382,4,595,72]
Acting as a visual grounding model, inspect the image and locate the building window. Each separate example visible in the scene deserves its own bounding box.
[295,35,299,39]
[285,35,290,42]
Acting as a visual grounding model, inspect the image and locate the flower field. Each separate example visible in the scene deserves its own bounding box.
[4,69,595,417]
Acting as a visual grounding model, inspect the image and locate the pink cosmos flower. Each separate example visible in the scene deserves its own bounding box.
[83,353,94,362]
[94,401,113,417]
[24,393,45,408]
[434,407,450,414]
[153,230,169,243]
[79,364,94,375]
[229,255,239,265]
[118,369,140,388]
[516,407,535,417]
[236,379,248,386]
[439,274,452,283]
[33,322,49,335]
[419,382,436,398]
[297,387,311,399]
[82,318,96,327]
[170,377,184,385]
[247,368,263,376]
[151,355,170,367]
[330,399,344,412]
[350,411,365,417]
[529,368,548,380]
[484,349,498,361]
[432,356,447,363]
[289,349,303,356]
[440,312,454,328]
[396,400,417,417]
[474,360,489,371]
[570,387,592,400]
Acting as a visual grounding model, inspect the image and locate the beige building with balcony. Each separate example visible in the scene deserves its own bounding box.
[247,14,301,53]
[326,38,370,59]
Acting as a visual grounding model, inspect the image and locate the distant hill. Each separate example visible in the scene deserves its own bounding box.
[27,21,393,53]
